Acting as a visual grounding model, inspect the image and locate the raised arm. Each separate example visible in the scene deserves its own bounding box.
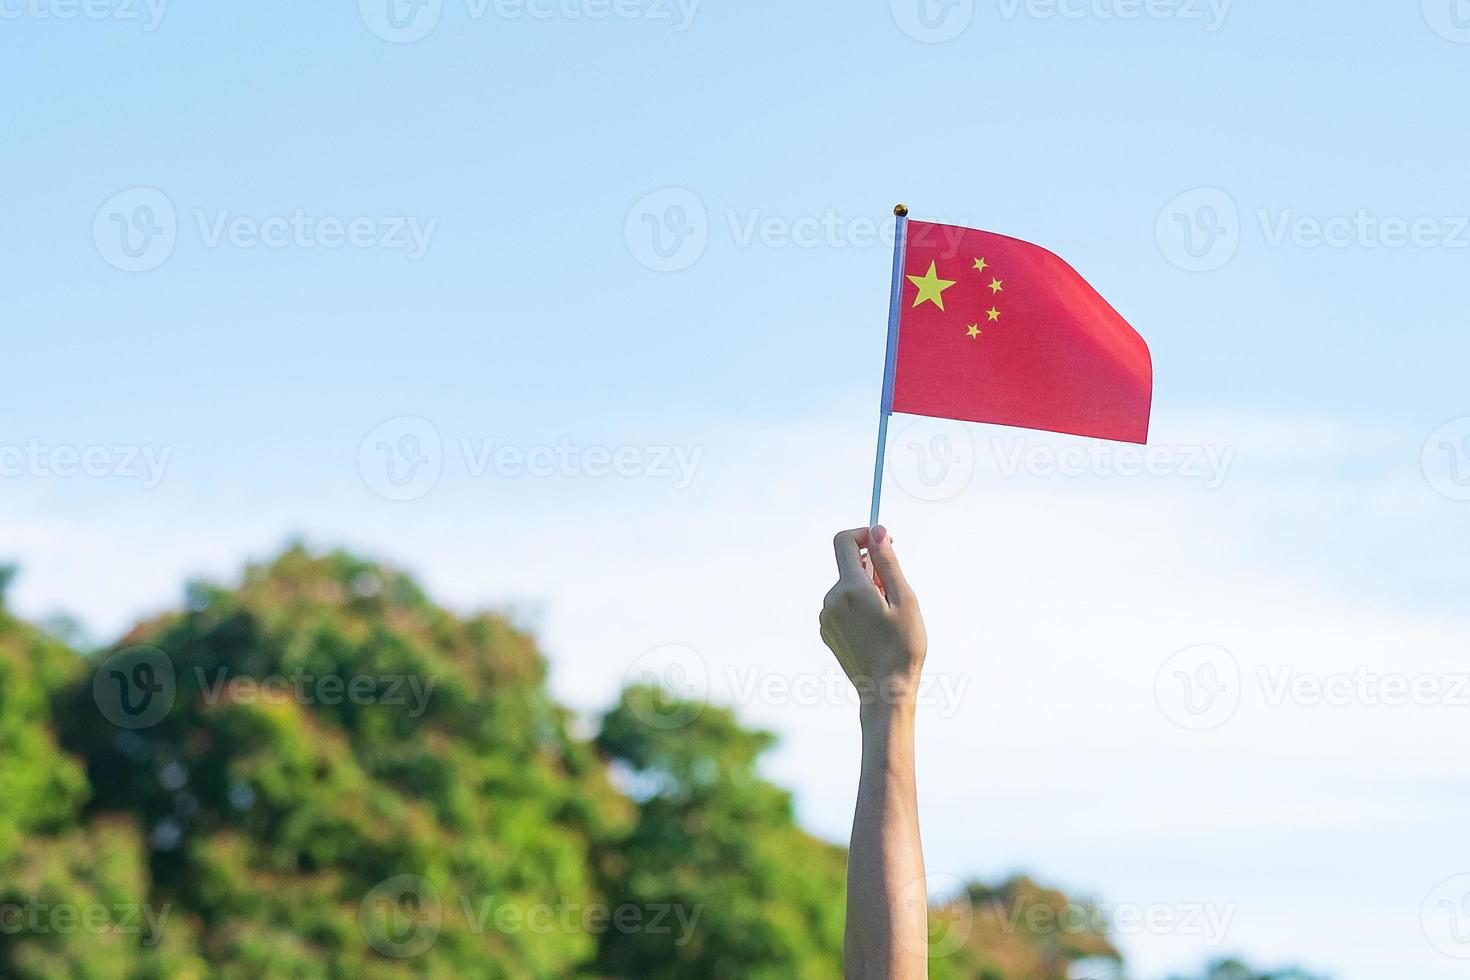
[819,526,929,980]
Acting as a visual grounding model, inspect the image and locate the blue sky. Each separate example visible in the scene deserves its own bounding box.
[5,2,1470,977]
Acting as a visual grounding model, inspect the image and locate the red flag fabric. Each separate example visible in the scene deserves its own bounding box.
[889,220,1152,444]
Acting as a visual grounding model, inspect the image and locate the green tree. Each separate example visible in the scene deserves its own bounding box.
[929,877,1118,980]
[595,685,849,979]
[53,547,631,978]
[0,577,205,978]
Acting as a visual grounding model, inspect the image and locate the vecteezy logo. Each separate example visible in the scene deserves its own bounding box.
[359,874,442,958]
[622,644,709,730]
[889,417,975,503]
[1154,643,1240,731]
[890,0,975,43]
[1156,187,1240,273]
[1422,874,1470,958]
[623,188,709,272]
[93,188,177,273]
[359,0,443,42]
[900,873,973,958]
[358,416,443,501]
[1422,417,1470,502]
[1423,0,1470,43]
[92,645,176,729]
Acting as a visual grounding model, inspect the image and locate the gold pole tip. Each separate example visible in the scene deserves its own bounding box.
[893,203,909,217]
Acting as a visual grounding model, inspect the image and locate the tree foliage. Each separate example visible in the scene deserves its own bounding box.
[596,685,849,979]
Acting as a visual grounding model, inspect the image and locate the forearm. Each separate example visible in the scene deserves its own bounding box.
[845,699,927,980]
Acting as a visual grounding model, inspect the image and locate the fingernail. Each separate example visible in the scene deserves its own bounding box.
[870,525,887,547]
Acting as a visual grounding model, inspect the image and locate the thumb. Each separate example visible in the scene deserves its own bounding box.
[867,525,913,606]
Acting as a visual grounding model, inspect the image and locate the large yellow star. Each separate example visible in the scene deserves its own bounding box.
[986,307,1001,322]
[966,324,981,339]
[906,261,956,311]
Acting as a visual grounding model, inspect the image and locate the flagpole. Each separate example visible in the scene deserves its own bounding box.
[869,203,910,528]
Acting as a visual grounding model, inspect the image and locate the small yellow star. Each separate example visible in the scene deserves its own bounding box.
[986,307,1001,322]
[988,278,1004,294]
[972,257,988,274]
[906,261,957,311]
[966,323,981,339]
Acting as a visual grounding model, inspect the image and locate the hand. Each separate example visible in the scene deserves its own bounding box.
[819,526,927,712]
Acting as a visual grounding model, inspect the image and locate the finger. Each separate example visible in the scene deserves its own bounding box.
[866,525,914,607]
[832,528,872,584]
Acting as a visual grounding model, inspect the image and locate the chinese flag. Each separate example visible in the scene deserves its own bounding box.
[889,220,1152,444]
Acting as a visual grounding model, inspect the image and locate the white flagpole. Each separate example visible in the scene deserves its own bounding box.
[869,204,910,528]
